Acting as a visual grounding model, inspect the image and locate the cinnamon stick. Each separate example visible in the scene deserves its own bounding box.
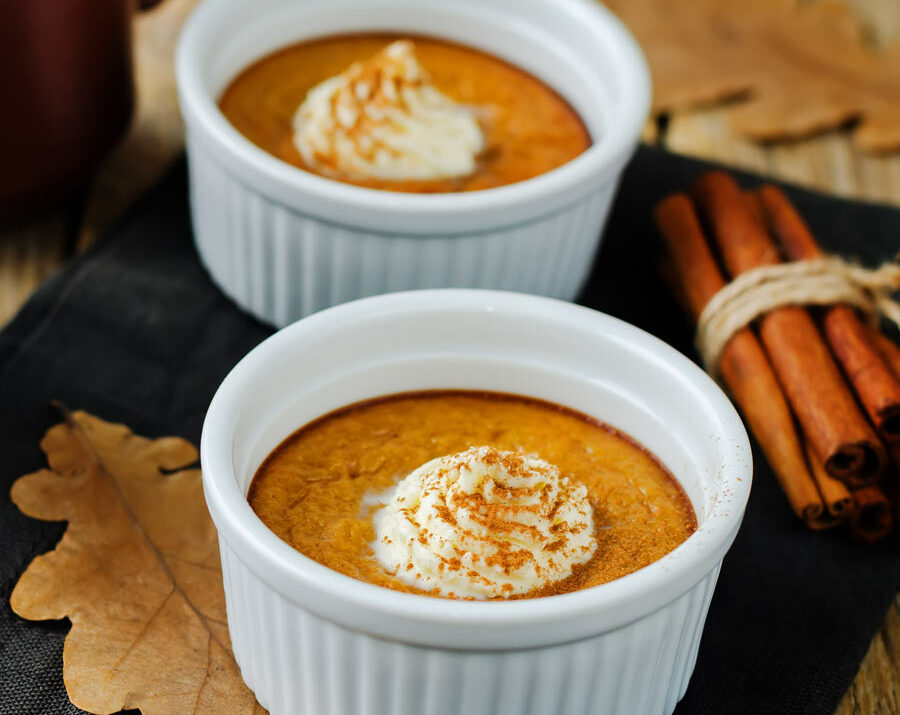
[654,194,826,526]
[871,332,900,520]
[753,185,900,443]
[692,172,885,486]
[847,485,894,542]
[803,440,852,522]
[872,329,900,379]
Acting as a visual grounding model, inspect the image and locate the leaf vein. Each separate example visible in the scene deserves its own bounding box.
[63,409,236,666]
[109,587,176,676]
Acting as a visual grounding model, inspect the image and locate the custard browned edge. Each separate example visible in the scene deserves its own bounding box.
[218,33,592,193]
[247,389,698,599]
[220,31,592,137]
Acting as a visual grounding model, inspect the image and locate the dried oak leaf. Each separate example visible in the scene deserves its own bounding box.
[604,0,900,151]
[10,410,265,715]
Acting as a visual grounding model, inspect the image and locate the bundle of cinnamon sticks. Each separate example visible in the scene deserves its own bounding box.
[655,171,900,540]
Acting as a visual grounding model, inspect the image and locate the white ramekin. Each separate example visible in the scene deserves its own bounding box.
[201,290,752,715]
[176,0,651,326]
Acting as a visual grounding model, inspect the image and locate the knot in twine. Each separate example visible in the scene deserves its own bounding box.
[697,256,900,374]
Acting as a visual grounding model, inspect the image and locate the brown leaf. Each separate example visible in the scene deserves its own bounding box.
[10,409,265,715]
[604,0,900,151]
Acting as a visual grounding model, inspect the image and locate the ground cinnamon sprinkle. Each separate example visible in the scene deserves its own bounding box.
[434,504,456,527]
[249,390,696,600]
[381,444,593,589]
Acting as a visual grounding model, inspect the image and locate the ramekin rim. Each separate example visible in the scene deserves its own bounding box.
[200,290,752,645]
[175,0,652,221]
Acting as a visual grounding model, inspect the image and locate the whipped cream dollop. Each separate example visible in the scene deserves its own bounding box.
[373,446,597,599]
[292,40,484,182]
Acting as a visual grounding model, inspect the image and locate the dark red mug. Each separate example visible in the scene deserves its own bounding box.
[0,0,162,226]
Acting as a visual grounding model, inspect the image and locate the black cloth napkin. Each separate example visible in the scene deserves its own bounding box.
[1,145,898,715]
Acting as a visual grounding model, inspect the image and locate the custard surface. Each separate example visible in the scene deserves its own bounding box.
[219,34,591,192]
[248,391,696,599]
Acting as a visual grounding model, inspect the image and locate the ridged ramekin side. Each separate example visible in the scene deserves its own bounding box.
[187,139,617,327]
[219,540,720,715]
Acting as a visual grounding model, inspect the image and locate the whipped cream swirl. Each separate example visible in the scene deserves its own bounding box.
[292,40,484,182]
[373,446,597,599]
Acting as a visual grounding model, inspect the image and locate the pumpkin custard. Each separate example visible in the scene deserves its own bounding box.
[219,35,591,192]
[248,391,697,600]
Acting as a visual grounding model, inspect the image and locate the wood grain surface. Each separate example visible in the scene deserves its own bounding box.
[0,1,896,712]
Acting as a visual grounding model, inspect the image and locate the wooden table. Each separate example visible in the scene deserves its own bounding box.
[1,1,897,712]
